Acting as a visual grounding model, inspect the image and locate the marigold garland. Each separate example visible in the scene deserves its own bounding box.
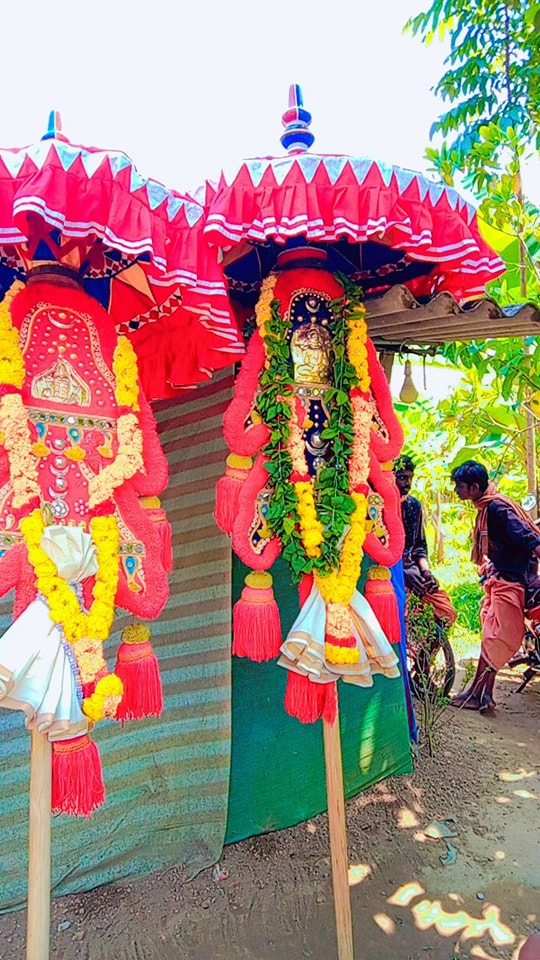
[252,272,374,665]
[255,275,278,338]
[83,673,124,723]
[21,508,120,645]
[113,336,141,411]
[294,481,324,558]
[347,305,370,392]
[0,281,25,388]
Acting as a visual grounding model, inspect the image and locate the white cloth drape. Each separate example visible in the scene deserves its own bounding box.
[279,582,400,685]
[0,597,87,740]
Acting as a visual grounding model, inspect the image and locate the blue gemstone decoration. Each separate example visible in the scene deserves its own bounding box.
[36,422,46,438]
[69,428,80,442]
[125,556,137,574]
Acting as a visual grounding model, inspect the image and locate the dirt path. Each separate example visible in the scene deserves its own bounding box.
[1,670,539,960]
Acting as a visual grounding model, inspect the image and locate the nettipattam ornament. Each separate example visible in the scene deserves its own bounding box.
[215,250,405,722]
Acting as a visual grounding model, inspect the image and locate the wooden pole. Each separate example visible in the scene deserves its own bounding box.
[26,729,52,960]
[322,696,355,960]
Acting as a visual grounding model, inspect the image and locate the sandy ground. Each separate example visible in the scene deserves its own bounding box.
[1,665,539,960]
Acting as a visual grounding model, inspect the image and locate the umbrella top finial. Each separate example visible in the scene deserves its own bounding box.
[41,110,69,143]
[280,84,315,154]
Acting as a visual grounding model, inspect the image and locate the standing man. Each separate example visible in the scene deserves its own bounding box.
[450,459,540,713]
[394,455,457,627]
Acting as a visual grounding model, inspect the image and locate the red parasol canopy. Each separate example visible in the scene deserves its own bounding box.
[0,113,244,399]
[202,86,505,304]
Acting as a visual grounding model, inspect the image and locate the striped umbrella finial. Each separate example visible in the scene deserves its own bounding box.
[280,84,315,154]
[41,110,69,142]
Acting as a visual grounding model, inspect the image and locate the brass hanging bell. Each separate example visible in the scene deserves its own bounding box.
[399,360,419,404]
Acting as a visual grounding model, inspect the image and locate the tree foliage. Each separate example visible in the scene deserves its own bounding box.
[404,0,540,490]
[406,0,540,313]
[406,0,539,162]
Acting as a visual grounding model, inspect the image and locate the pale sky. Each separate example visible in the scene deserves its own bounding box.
[2,1,537,202]
[0,0,450,192]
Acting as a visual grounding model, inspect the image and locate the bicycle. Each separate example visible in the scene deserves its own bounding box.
[405,593,456,701]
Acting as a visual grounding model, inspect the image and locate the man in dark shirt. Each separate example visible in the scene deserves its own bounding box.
[394,456,456,626]
[450,459,540,713]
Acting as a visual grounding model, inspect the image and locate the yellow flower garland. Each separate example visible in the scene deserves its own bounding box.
[113,336,140,411]
[294,481,324,557]
[83,673,124,723]
[255,274,278,338]
[0,284,25,388]
[291,300,372,666]
[347,306,369,389]
[21,508,120,645]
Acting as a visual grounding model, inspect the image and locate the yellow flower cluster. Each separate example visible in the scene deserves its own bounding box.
[254,274,278,339]
[21,509,119,645]
[347,307,370,391]
[294,481,324,557]
[113,336,141,412]
[0,290,25,388]
[0,394,41,508]
[88,413,143,507]
[315,492,368,605]
[83,673,124,723]
[325,641,360,665]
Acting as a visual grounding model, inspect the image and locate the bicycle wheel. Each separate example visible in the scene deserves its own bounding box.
[408,624,456,701]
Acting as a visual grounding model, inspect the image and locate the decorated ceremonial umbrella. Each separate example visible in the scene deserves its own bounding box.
[0,112,244,398]
[202,86,505,960]
[0,114,243,960]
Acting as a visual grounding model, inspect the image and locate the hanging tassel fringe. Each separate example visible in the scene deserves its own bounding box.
[139,498,173,572]
[214,454,253,535]
[232,571,281,661]
[52,734,105,817]
[114,623,163,722]
[284,672,337,724]
[154,513,173,572]
[364,566,402,644]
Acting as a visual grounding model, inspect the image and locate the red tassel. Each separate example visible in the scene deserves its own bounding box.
[114,627,163,722]
[139,500,173,572]
[52,734,105,817]
[151,511,173,572]
[364,567,401,643]
[232,571,281,661]
[284,672,337,724]
[214,454,253,534]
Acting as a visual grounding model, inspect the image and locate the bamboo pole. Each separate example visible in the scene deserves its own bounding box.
[26,729,52,960]
[322,696,354,960]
